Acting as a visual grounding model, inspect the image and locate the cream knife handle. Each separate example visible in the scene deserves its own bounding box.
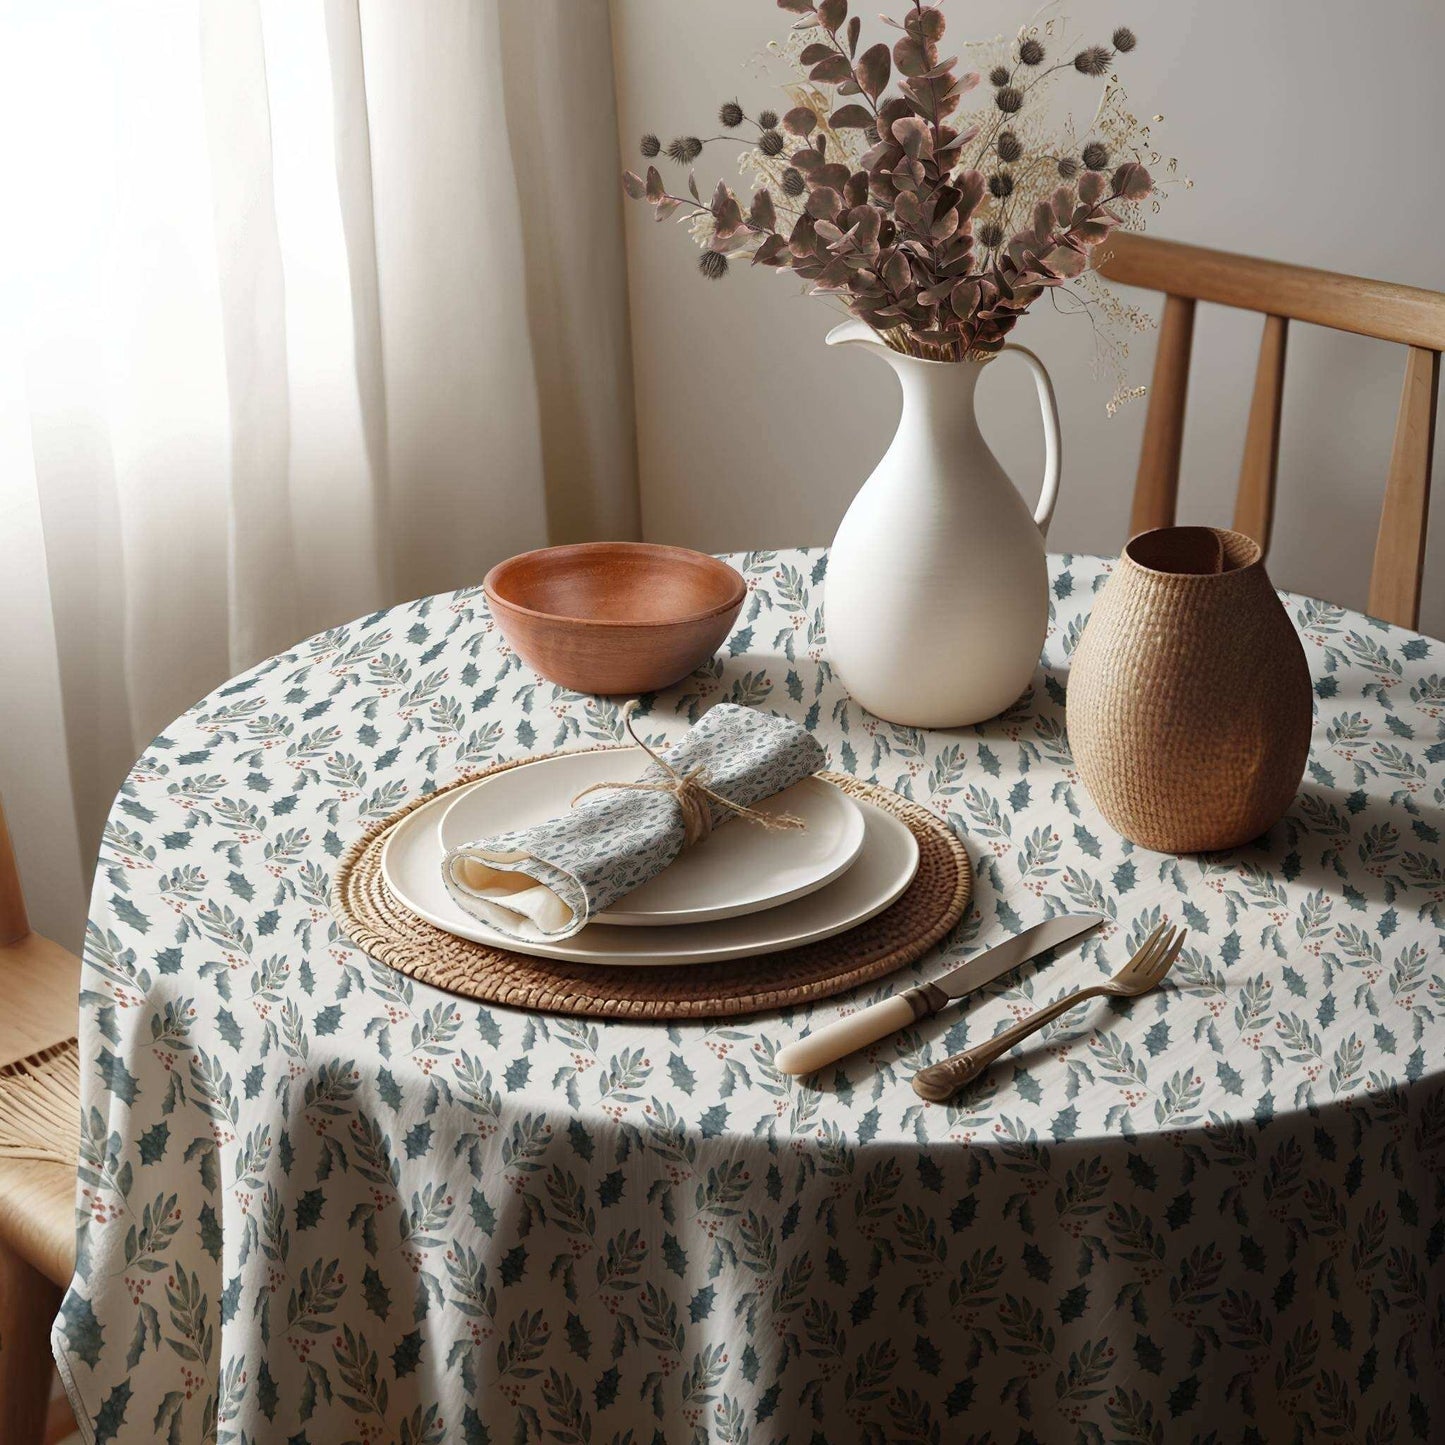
[775,994,923,1076]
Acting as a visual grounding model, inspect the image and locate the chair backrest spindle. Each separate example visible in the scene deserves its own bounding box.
[1097,233,1444,629]
[1233,314,1289,552]
[1369,346,1440,628]
[1131,293,1195,537]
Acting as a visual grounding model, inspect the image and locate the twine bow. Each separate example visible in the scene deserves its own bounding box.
[571,701,806,848]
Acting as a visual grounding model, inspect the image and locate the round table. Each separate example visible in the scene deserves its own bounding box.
[54,550,1445,1444]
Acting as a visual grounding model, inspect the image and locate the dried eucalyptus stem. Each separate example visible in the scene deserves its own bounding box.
[623,1,1174,367]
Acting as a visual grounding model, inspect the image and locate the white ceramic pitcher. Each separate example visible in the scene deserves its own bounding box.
[823,320,1061,728]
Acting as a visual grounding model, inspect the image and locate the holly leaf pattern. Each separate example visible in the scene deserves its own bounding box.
[52,551,1445,1444]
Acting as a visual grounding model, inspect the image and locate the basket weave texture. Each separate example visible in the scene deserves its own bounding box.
[1065,527,1313,853]
[331,757,972,1021]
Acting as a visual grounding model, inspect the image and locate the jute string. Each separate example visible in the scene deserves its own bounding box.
[0,1037,80,1164]
[570,701,805,848]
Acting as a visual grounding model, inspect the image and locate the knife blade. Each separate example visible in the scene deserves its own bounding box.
[773,912,1106,1076]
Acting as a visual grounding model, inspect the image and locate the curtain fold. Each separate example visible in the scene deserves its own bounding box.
[201,0,302,665]
[496,0,643,545]
[324,0,396,605]
[0,0,640,948]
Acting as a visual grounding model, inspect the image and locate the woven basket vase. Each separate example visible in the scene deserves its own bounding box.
[1066,526,1313,853]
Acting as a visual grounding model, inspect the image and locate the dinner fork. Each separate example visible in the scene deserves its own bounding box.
[911,921,1187,1102]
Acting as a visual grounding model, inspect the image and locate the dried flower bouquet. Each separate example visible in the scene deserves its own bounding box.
[624,0,1169,366]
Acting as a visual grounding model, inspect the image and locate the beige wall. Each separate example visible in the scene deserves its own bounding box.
[612,0,1445,637]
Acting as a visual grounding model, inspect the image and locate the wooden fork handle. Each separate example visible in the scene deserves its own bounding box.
[912,984,1109,1102]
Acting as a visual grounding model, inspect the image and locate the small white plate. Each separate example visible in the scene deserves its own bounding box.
[380,787,918,967]
[436,750,865,926]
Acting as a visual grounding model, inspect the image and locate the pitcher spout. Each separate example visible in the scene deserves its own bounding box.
[824,319,888,353]
[825,318,982,387]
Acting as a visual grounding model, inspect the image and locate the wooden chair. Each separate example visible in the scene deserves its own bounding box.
[1096,233,1444,630]
[0,798,82,1443]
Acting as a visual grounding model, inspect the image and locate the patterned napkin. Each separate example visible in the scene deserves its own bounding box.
[441,704,826,941]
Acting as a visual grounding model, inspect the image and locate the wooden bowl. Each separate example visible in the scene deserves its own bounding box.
[484,542,746,696]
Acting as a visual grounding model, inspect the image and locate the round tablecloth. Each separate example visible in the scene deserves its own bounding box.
[54,550,1445,1445]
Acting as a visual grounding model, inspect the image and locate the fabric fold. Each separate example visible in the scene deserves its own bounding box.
[442,704,826,940]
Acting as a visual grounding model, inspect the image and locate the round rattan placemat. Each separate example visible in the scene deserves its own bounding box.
[331,752,972,1022]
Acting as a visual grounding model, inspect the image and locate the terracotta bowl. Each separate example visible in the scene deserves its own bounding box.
[484,542,746,696]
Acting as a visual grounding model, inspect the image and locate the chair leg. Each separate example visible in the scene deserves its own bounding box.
[0,1241,62,1444]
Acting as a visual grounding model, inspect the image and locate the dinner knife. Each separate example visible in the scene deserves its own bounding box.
[773,912,1106,1076]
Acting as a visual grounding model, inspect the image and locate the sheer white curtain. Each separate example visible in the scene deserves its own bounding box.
[0,0,639,946]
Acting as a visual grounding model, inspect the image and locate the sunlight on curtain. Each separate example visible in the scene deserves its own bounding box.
[0,0,638,946]
[254,0,385,631]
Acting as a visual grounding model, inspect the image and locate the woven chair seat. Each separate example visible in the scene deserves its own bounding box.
[0,1138,75,1288]
[0,801,83,1441]
[0,930,82,1289]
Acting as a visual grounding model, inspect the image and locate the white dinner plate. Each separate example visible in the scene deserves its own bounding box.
[380,787,918,967]
[435,750,866,926]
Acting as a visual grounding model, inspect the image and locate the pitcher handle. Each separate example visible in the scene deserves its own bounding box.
[1000,344,1062,536]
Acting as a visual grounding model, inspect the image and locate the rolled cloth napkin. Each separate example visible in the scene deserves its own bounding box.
[441,703,826,941]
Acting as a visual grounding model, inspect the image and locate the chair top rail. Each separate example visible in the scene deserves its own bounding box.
[1097,232,1445,352]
